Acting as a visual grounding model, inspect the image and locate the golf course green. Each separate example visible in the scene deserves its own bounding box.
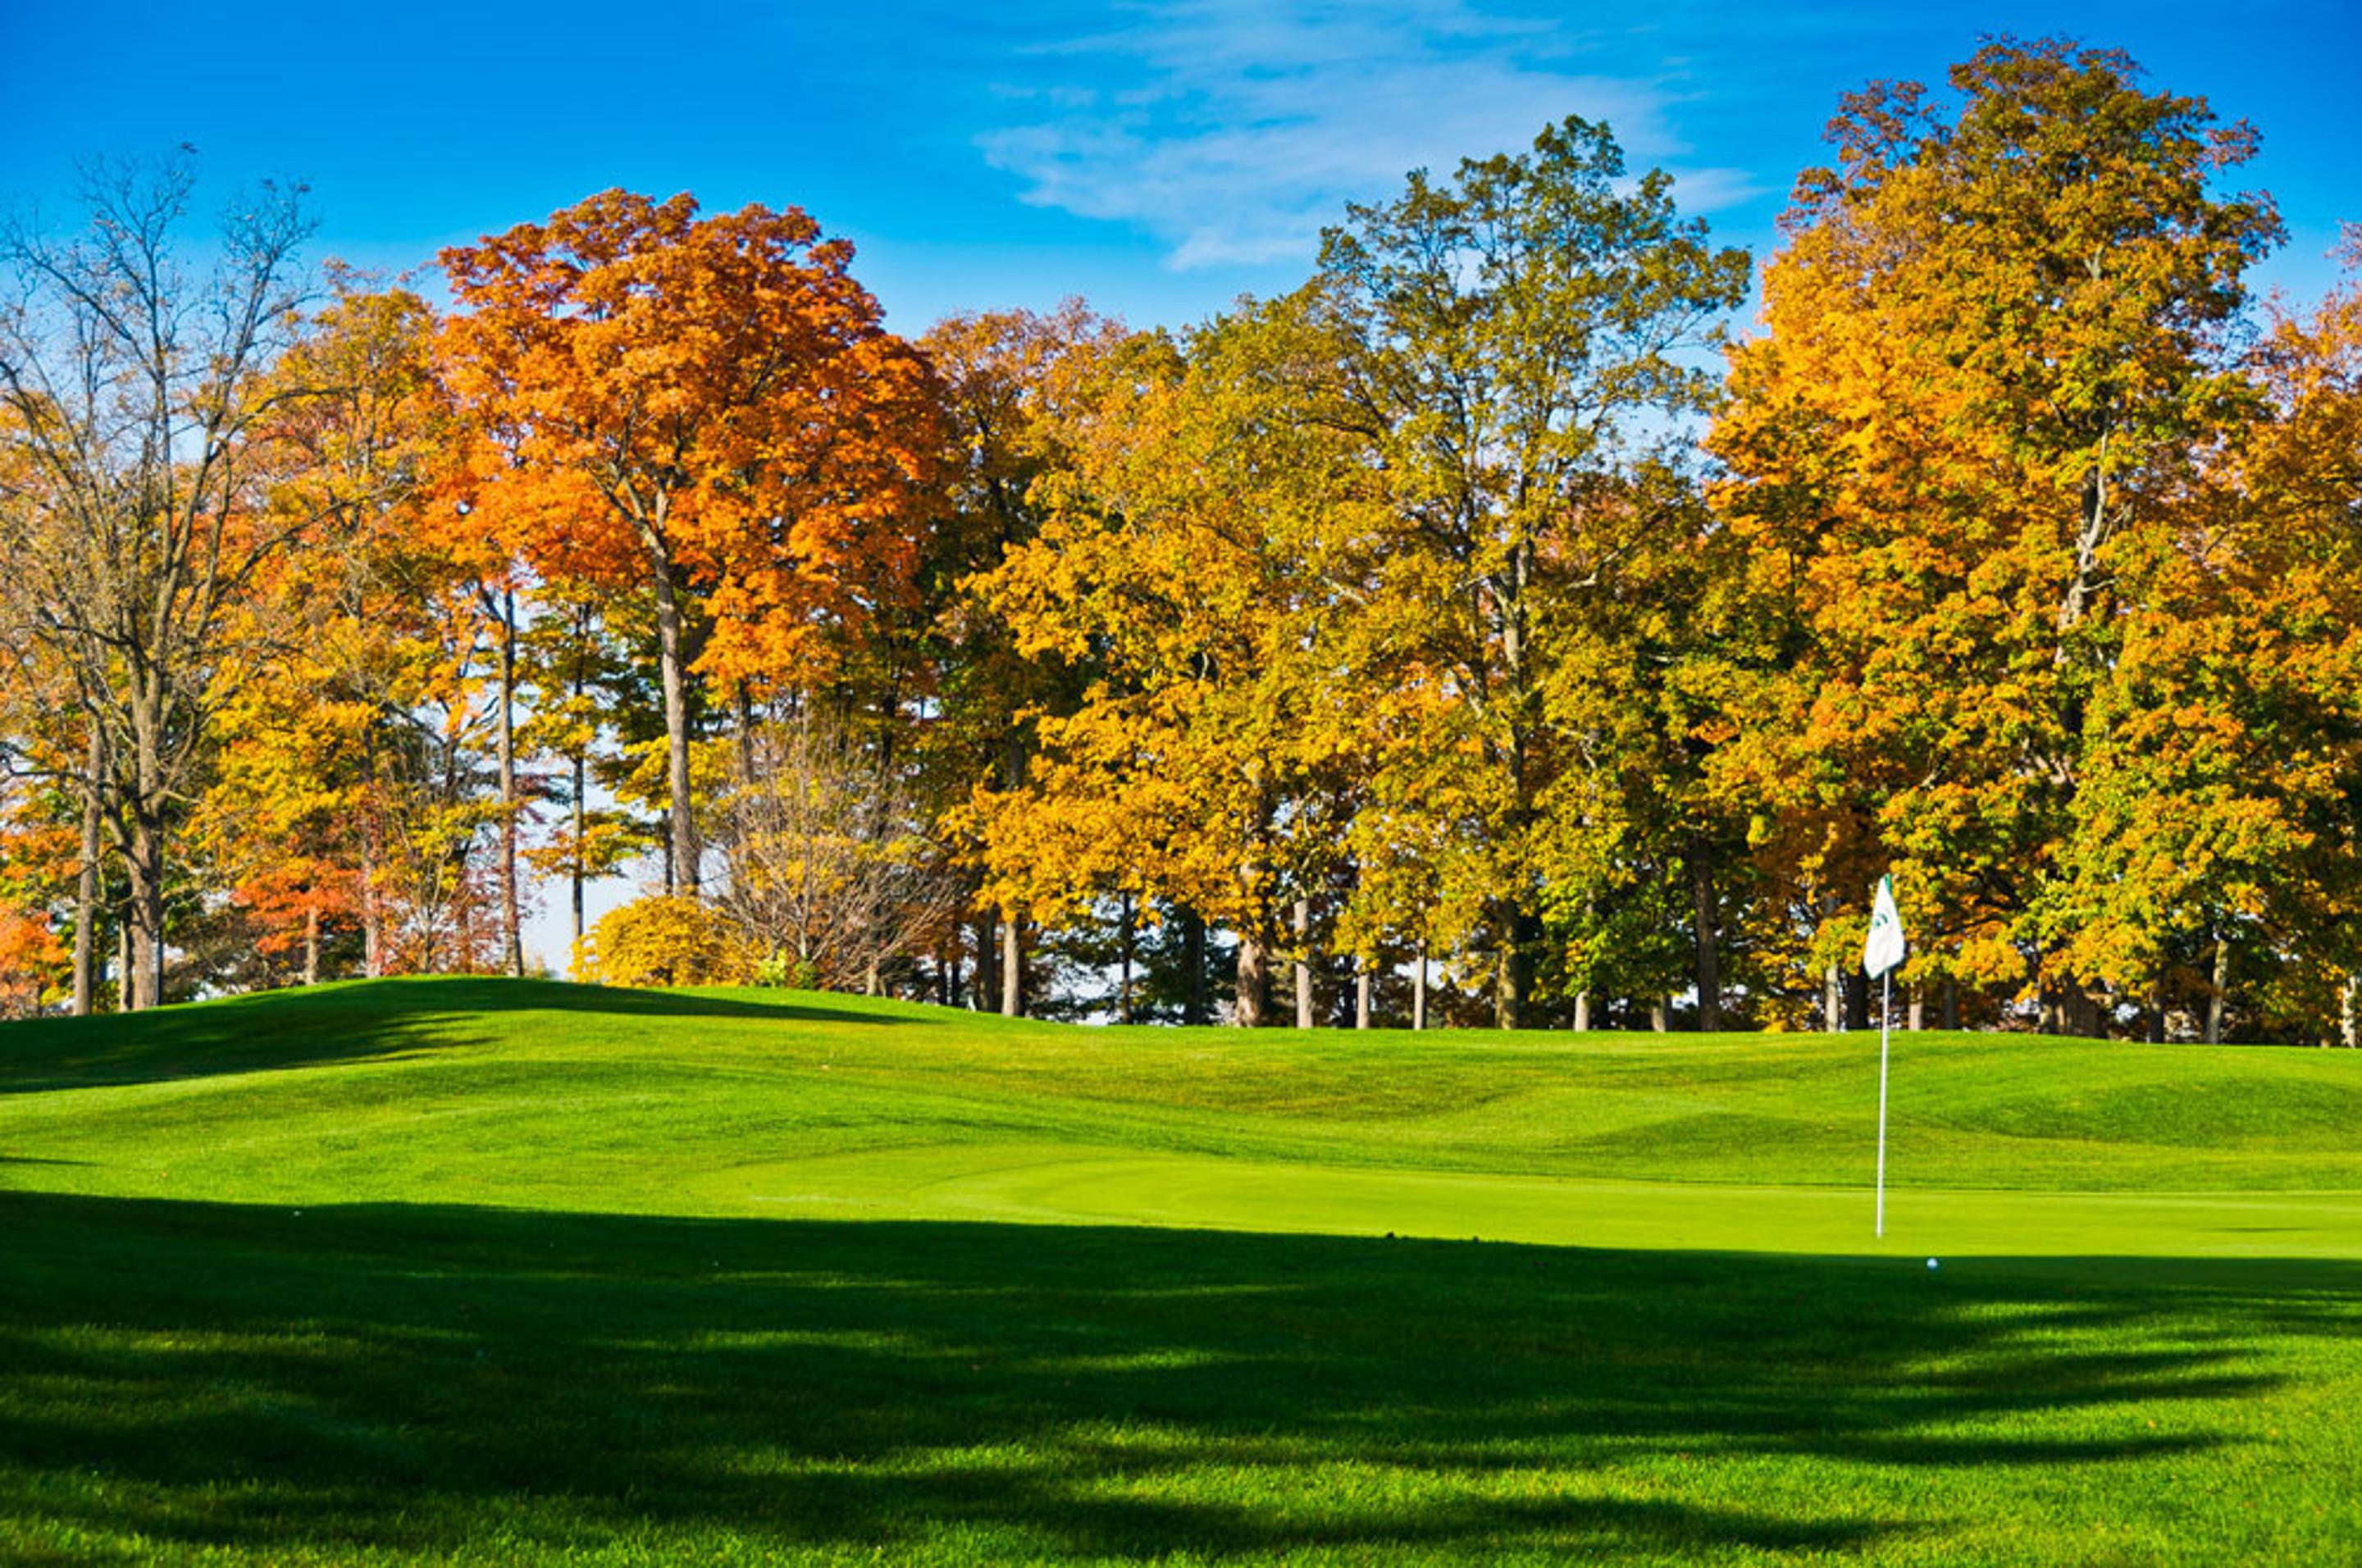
[3,978,2358,1563]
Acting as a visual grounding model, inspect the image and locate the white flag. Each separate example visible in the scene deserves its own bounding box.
[1863,875,1906,979]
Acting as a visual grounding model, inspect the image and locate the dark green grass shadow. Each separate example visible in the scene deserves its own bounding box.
[4,1194,2349,1562]
[0,977,913,1095]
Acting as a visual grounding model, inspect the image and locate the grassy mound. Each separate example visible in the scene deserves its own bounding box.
[2,978,2357,1563]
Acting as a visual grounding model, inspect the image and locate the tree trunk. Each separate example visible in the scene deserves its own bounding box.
[1356,967,1372,1030]
[125,695,166,1010]
[1233,929,1269,1028]
[1689,841,1720,1031]
[441,732,471,973]
[1824,962,1843,1033]
[1292,897,1314,1028]
[1649,997,1669,1033]
[303,906,321,987]
[360,745,385,979]
[1182,907,1207,1026]
[1494,907,1538,1029]
[116,918,131,1012]
[972,910,995,1010]
[71,727,103,1016]
[570,743,587,964]
[650,552,700,896]
[1906,991,1924,1031]
[1942,979,1961,1031]
[2205,934,2229,1045]
[1573,991,1591,1031]
[2057,437,2114,636]
[1117,891,1136,1026]
[565,613,591,974]
[2341,975,2358,1049]
[127,856,164,1010]
[1412,941,1428,1032]
[733,685,758,792]
[455,863,476,974]
[1844,968,1868,1032]
[1493,538,1537,1032]
[999,912,1023,1018]
[126,800,166,1011]
[495,587,525,978]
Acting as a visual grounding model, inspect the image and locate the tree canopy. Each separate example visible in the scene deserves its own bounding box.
[1,39,2355,1046]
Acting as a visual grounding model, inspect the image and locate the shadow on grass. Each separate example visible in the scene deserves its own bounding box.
[3,1194,2351,1561]
[0,977,906,1095]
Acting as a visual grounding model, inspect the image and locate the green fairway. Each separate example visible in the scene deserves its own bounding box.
[3,978,2359,1563]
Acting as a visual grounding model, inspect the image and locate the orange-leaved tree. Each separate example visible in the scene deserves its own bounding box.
[438,190,942,895]
[0,763,76,1015]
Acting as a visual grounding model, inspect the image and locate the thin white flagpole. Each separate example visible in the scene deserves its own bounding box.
[1875,969,1891,1238]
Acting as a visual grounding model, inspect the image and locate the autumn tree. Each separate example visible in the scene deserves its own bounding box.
[518,579,649,960]
[0,157,320,1008]
[2250,235,2362,1045]
[0,526,108,1011]
[963,294,1379,1025]
[180,279,461,986]
[2118,232,2362,1044]
[1712,39,2285,1034]
[424,399,543,978]
[713,709,960,993]
[1317,115,1750,1027]
[0,896,66,1019]
[439,190,942,896]
[913,303,1120,1014]
[0,758,78,1014]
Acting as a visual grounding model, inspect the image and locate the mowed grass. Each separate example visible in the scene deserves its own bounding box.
[2,978,2358,1564]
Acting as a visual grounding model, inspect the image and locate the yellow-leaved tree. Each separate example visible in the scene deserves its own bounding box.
[960,293,1381,1025]
[1712,39,2287,1035]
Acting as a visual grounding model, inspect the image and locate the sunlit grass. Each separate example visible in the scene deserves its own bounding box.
[2,978,2358,1563]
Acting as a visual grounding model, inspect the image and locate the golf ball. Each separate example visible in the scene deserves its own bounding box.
[1927,1257,1939,1270]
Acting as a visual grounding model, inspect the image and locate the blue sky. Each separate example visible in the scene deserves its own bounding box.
[4,1,2355,334]
[5,1,2351,970]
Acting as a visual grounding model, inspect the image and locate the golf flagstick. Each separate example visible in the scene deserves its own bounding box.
[1862,875,1906,1239]
[1876,969,1890,1238]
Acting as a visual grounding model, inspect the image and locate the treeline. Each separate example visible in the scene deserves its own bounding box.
[0,39,2355,1042]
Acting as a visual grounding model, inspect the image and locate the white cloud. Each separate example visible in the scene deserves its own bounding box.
[977,0,1754,270]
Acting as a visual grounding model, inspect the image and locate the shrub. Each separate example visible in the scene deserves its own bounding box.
[754,950,821,991]
[576,895,752,988]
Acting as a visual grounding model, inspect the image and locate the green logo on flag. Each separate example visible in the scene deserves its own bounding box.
[1863,875,1906,979]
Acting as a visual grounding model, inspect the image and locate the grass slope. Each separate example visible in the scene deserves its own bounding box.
[2,978,2358,1564]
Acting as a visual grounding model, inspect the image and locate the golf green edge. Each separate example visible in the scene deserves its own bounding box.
[2,977,2356,1565]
